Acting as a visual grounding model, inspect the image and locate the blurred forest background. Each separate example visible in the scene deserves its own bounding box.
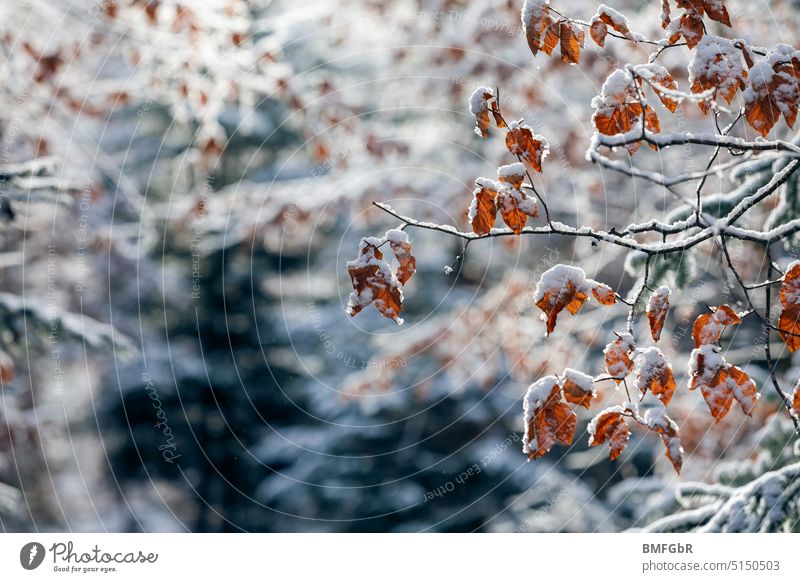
[0,0,799,532]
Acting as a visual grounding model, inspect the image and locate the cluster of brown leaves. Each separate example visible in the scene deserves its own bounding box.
[591,68,670,154]
[468,95,548,235]
[665,0,731,49]
[345,231,416,323]
[743,49,800,137]
[532,265,615,335]
[526,266,682,472]
[523,379,577,459]
[688,305,759,421]
[522,1,584,64]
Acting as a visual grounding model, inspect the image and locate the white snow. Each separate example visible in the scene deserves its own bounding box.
[497,162,526,178]
[562,367,595,395]
[522,375,560,456]
[533,264,594,304]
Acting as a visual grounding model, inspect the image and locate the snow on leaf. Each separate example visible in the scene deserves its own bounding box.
[604,333,635,383]
[589,4,634,48]
[688,35,748,114]
[468,177,499,235]
[702,0,732,27]
[660,0,671,29]
[723,364,759,416]
[497,162,526,190]
[591,282,616,305]
[688,345,731,420]
[688,345,758,421]
[522,376,577,460]
[588,406,630,461]
[591,69,653,151]
[386,228,416,285]
[644,404,684,473]
[521,0,554,57]
[469,86,496,138]
[346,239,404,324]
[633,347,676,406]
[743,61,785,137]
[668,2,706,49]
[533,265,613,335]
[691,304,741,347]
[559,21,584,65]
[636,63,680,113]
[505,123,549,173]
[561,367,596,408]
[646,285,670,342]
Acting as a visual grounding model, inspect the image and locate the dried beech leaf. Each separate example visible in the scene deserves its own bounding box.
[559,22,583,65]
[505,123,549,173]
[534,265,606,335]
[691,304,741,347]
[522,377,577,460]
[521,0,554,57]
[589,408,630,461]
[646,286,670,342]
[561,368,597,408]
[591,282,616,305]
[645,406,684,473]
[468,178,499,235]
[346,240,404,323]
[604,333,635,383]
[634,347,676,406]
[469,87,496,138]
[386,229,416,285]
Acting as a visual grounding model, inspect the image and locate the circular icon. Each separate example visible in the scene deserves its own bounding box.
[20,542,45,570]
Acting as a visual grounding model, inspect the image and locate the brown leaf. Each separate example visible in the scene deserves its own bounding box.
[561,368,596,408]
[497,189,529,235]
[592,70,648,143]
[591,282,616,305]
[541,23,560,56]
[505,124,548,173]
[778,305,800,352]
[469,87,496,138]
[689,35,748,115]
[589,409,630,461]
[0,350,14,383]
[523,378,577,460]
[634,347,676,406]
[346,242,404,323]
[645,66,680,113]
[589,6,633,48]
[646,286,670,342]
[703,0,731,26]
[661,0,671,29]
[387,230,416,285]
[691,305,741,347]
[559,22,583,65]
[645,407,684,473]
[793,384,800,414]
[589,20,608,48]
[776,263,800,350]
[689,345,759,421]
[535,281,587,334]
[534,265,597,335]
[469,179,499,235]
[604,333,635,383]
[521,0,554,57]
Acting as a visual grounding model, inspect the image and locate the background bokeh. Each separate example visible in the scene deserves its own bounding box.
[0,0,799,532]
